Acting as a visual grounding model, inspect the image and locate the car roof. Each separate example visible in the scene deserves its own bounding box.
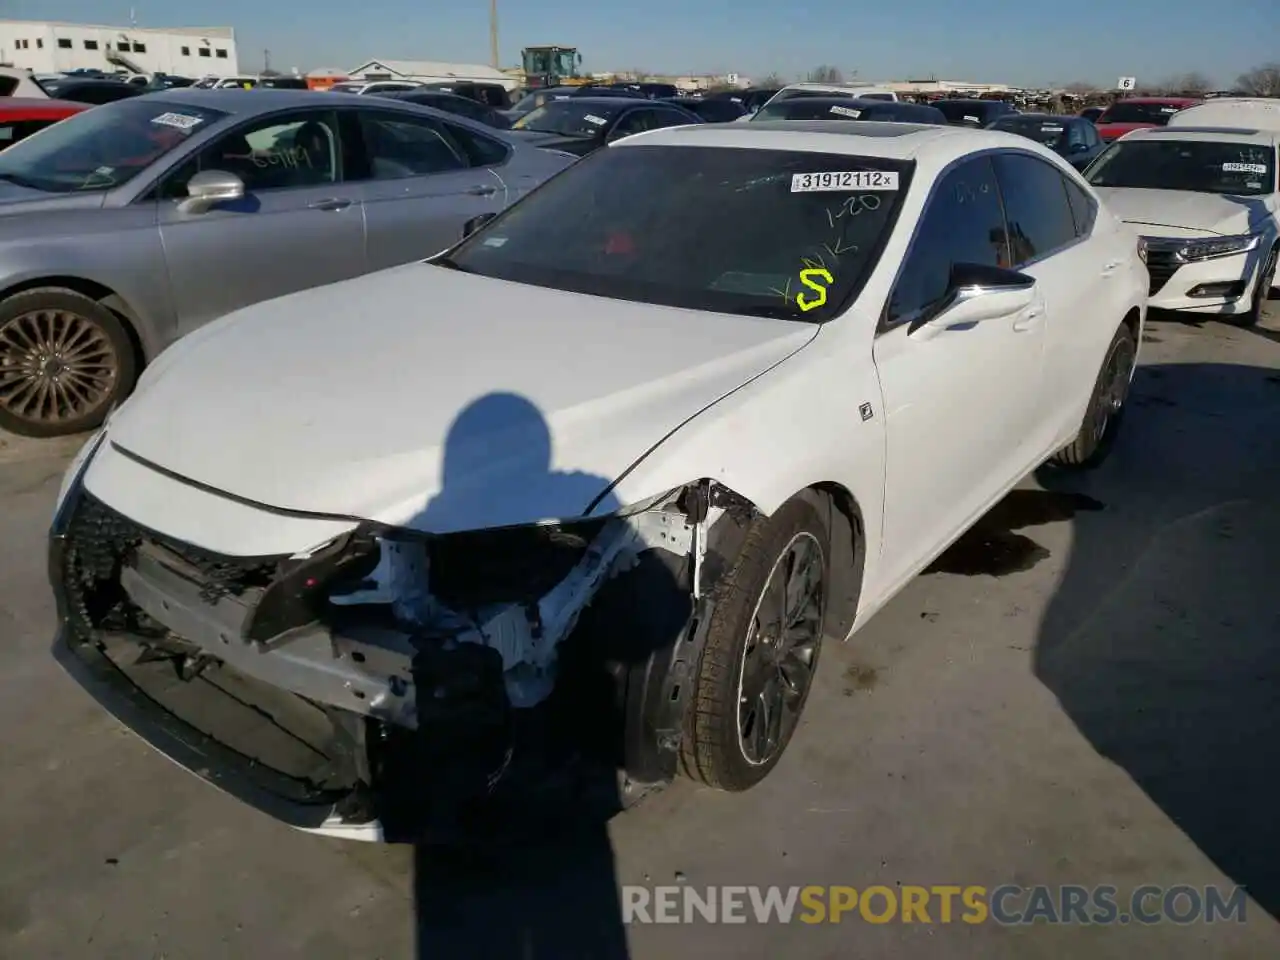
[994,113,1076,123]
[1110,96,1201,105]
[1166,97,1280,133]
[1122,125,1278,146]
[0,96,85,114]
[612,121,1035,162]
[547,95,649,108]
[139,87,359,113]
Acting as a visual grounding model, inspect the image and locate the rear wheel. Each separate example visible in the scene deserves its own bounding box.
[1051,322,1136,469]
[0,288,136,438]
[680,497,828,791]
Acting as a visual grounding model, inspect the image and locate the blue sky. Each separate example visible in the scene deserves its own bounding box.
[17,0,1278,87]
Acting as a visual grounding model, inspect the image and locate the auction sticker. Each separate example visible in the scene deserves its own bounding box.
[583,114,607,125]
[151,112,205,132]
[1222,162,1267,174]
[829,105,861,118]
[791,170,899,191]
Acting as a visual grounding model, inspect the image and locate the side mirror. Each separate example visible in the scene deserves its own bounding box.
[177,169,244,214]
[462,211,497,238]
[910,263,1037,340]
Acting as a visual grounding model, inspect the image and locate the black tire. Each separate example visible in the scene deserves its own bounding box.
[680,496,829,791]
[1051,322,1137,469]
[0,287,136,438]
[1231,244,1278,329]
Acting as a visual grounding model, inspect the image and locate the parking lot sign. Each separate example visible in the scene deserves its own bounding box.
[1116,76,1137,91]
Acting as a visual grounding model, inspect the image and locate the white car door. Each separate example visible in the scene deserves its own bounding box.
[871,155,1048,589]
[990,152,1120,447]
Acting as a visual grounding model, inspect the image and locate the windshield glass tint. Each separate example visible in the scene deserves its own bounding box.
[933,102,988,124]
[1099,102,1182,125]
[756,100,856,121]
[991,117,1069,148]
[512,100,619,136]
[1086,139,1274,196]
[443,145,912,321]
[0,99,226,193]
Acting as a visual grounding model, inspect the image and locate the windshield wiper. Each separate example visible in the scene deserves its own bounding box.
[0,172,44,191]
[433,256,476,274]
[730,304,817,321]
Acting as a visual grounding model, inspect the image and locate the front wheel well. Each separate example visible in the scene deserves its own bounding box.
[0,276,148,380]
[804,483,866,642]
[1122,305,1141,342]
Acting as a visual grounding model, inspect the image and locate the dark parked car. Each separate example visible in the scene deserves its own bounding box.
[383,89,512,128]
[1079,105,1104,123]
[509,96,701,157]
[503,86,586,123]
[932,98,1018,127]
[988,113,1106,170]
[35,77,145,105]
[753,96,948,125]
[257,76,309,90]
[598,81,680,100]
[665,96,746,122]
[420,81,511,109]
[703,86,781,116]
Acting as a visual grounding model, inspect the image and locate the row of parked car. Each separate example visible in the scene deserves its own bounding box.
[32,82,1280,844]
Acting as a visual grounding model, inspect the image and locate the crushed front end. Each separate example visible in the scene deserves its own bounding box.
[50,454,745,843]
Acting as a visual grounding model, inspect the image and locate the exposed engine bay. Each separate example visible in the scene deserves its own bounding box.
[54,479,765,841]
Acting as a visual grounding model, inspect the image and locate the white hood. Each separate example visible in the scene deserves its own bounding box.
[1092,187,1259,237]
[107,264,817,534]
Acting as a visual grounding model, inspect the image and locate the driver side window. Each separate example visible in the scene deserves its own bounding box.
[160,111,341,199]
[886,157,1009,326]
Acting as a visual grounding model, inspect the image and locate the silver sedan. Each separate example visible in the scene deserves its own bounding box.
[0,88,573,436]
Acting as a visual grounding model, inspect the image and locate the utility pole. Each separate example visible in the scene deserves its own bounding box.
[263,48,271,73]
[489,0,499,69]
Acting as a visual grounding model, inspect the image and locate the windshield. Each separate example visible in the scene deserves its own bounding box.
[191,77,218,89]
[329,83,364,93]
[1086,139,1275,196]
[441,145,912,322]
[1098,102,1183,125]
[933,102,989,125]
[0,99,226,193]
[512,100,619,136]
[756,99,869,121]
[991,116,1069,149]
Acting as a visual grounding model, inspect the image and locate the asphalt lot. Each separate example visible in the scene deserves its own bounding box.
[3,300,1280,959]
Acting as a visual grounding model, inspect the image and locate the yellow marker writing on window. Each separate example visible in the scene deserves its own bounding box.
[796,268,834,312]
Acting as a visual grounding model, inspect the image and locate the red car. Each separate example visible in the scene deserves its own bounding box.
[0,97,87,149]
[1094,96,1201,142]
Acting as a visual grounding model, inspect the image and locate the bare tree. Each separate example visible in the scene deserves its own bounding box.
[1237,62,1280,97]
[1064,80,1096,95]
[759,71,786,88]
[806,65,844,84]
[1155,71,1212,95]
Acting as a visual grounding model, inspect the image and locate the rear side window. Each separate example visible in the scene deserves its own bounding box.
[439,119,510,166]
[887,156,1009,325]
[991,153,1079,265]
[0,119,57,146]
[1063,177,1097,237]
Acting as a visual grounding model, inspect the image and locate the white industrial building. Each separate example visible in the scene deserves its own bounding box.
[0,19,240,77]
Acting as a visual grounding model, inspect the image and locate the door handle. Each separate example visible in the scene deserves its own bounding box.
[1011,304,1045,332]
[1100,259,1123,277]
[308,198,353,211]
[467,184,498,196]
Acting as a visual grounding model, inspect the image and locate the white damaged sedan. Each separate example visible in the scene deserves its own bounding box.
[50,121,1147,841]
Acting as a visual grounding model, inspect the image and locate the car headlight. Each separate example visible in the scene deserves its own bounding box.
[1175,234,1261,263]
[53,428,107,518]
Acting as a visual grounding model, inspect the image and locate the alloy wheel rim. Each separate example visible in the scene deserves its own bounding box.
[1092,335,1135,442]
[0,309,118,425]
[736,531,825,766]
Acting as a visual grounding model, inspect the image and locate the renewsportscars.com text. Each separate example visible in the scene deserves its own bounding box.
[622,884,1249,925]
